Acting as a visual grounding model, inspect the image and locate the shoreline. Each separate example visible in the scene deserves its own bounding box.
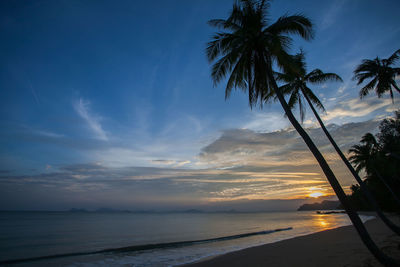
[184,214,400,267]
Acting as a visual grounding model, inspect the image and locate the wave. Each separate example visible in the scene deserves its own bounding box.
[0,227,292,264]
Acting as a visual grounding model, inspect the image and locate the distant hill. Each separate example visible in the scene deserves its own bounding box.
[297,200,341,211]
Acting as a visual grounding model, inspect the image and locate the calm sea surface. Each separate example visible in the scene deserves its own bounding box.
[0,211,374,266]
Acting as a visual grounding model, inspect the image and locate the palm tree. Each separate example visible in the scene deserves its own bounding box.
[277,53,400,235]
[349,133,379,174]
[274,51,342,123]
[353,49,400,101]
[206,1,397,265]
[349,133,400,206]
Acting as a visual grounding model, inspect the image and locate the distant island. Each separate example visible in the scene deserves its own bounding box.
[297,200,341,211]
[66,208,241,214]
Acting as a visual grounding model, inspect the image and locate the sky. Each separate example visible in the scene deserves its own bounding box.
[0,0,399,211]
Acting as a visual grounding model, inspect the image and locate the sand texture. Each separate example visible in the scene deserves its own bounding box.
[185,215,400,267]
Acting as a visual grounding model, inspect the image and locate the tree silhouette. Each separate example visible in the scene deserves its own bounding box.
[206,1,398,265]
[353,49,400,102]
[278,52,400,235]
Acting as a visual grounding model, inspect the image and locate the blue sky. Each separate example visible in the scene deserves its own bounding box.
[0,0,399,211]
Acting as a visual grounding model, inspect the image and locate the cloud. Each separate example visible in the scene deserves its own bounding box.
[28,79,40,105]
[0,118,383,211]
[73,98,108,141]
[198,119,379,189]
[175,160,191,167]
[151,159,177,165]
[337,85,346,94]
[319,0,347,31]
[151,159,191,168]
[322,97,394,122]
[241,112,290,132]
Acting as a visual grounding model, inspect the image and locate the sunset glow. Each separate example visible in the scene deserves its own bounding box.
[309,192,324,198]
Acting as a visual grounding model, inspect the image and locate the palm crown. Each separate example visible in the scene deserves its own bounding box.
[274,51,342,123]
[348,133,379,174]
[353,49,400,101]
[206,0,313,107]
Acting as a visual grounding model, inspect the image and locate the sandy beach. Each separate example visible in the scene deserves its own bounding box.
[185,214,400,267]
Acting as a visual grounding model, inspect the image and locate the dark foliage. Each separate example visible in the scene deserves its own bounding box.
[348,111,400,212]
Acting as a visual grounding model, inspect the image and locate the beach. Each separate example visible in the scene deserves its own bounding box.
[185,214,400,267]
[1,211,398,266]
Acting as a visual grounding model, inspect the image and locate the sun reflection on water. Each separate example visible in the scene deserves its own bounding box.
[312,214,340,230]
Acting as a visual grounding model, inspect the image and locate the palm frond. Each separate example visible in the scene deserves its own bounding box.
[210,47,241,86]
[272,42,303,76]
[393,68,400,76]
[302,86,325,113]
[206,32,238,62]
[279,82,297,96]
[353,59,380,84]
[359,77,378,98]
[375,79,392,98]
[386,48,400,65]
[207,19,241,31]
[353,71,376,85]
[274,72,294,83]
[225,54,249,99]
[266,14,314,41]
[287,90,299,111]
[391,80,400,94]
[361,133,377,146]
[307,70,343,84]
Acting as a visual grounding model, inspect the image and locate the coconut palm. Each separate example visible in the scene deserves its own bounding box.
[274,51,342,123]
[353,49,400,101]
[349,133,379,174]
[277,53,400,235]
[206,0,397,265]
[349,133,400,206]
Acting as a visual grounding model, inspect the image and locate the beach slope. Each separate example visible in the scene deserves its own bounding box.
[186,215,400,267]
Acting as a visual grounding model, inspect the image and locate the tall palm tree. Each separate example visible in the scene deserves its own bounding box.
[206,1,397,265]
[353,49,400,101]
[277,52,400,235]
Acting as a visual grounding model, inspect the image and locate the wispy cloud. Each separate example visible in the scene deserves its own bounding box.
[28,79,40,105]
[34,129,64,138]
[151,159,191,168]
[319,0,347,31]
[241,112,290,132]
[73,98,108,141]
[322,97,394,122]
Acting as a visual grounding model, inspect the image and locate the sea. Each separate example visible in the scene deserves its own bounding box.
[0,211,374,266]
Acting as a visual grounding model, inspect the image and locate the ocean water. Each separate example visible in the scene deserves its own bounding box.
[0,211,374,266]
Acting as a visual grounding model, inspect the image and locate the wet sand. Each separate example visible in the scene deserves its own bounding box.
[185,214,400,267]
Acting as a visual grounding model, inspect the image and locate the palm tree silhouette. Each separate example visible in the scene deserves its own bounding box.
[274,51,342,123]
[349,133,400,206]
[349,133,379,174]
[353,49,400,102]
[206,1,397,265]
[277,52,400,235]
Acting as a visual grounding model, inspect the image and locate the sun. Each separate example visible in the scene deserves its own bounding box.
[309,192,324,198]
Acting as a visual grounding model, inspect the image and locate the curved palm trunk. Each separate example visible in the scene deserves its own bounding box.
[270,75,399,266]
[301,90,400,236]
